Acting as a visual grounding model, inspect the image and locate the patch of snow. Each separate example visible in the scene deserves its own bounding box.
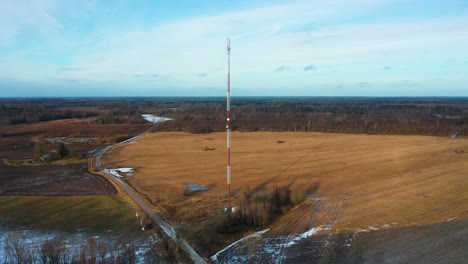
[212,225,331,262]
[104,169,123,178]
[117,168,134,173]
[104,168,134,178]
[141,114,173,124]
[211,229,270,262]
[281,226,324,248]
[46,137,98,145]
[368,225,379,231]
[300,227,319,239]
[0,231,6,263]
[117,136,140,144]
[353,229,370,233]
[211,194,346,263]
[0,229,159,264]
[45,137,68,145]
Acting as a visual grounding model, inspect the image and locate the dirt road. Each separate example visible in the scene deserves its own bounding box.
[95,145,206,264]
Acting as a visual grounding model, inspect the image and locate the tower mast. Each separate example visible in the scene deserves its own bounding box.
[226,38,231,209]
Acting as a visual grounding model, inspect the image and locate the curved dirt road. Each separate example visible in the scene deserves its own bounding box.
[95,145,206,264]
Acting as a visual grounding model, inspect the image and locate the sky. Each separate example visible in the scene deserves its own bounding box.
[0,0,467,97]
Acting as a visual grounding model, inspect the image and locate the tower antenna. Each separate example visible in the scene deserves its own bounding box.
[226,38,231,209]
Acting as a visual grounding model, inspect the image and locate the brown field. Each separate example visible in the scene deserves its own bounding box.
[102,132,468,257]
[0,164,116,196]
[0,118,151,160]
[0,118,151,137]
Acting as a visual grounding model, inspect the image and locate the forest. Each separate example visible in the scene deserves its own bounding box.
[1,97,467,137]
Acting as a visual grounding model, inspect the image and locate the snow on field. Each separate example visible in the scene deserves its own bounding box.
[211,229,270,262]
[141,114,173,124]
[0,229,155,264]
[280,226,327,248]
[345,222,400,234]
[104,168,134,178]
[211,226,332,263]
[0,231,5,263]
[211,194,348,263]
[117,168,134,173]
[0,230,73,263]
[46,137,98,145]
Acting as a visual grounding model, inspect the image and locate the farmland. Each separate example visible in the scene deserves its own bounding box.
[1,97,467,262]
[102,131,468,261]
[0,99,157,262]
[0,164,116,196]
[0,195,140,233]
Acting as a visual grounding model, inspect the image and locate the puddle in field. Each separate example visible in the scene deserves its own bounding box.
[185,184,208,191]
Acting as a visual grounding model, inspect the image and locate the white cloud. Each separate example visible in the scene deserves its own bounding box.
[0,0,467,95]
[0,0,62,45]
[39,1,397,77]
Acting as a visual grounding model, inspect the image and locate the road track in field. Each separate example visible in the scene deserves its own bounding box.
[95,140,206,264]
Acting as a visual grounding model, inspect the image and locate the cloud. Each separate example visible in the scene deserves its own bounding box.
[135,73,159,78]
[399,80,419,86]
[0,0,62,46]
[57,67,83,72]
[1,0,467,96]
[355,82,370,87]
[275,66,291,72]
[304,65,317,71]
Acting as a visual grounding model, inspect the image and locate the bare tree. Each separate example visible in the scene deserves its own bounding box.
[144,240,166,264]
[3,231,34,264]
[38,236,72,264]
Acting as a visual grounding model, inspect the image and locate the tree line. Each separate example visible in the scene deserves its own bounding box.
[1,230,186,264]
[150,97,468,137]
[2,97,467,137]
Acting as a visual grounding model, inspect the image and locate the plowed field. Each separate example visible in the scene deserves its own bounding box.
[0,164,116,196]
[102,132,468,259]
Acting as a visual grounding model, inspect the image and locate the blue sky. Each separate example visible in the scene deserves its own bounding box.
[0,0,467,97]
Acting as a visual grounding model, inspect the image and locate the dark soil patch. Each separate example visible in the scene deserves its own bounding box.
[0,137,34,160]
[0,164,116,195]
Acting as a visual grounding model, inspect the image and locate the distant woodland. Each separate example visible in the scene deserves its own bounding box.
[1,97,467,137]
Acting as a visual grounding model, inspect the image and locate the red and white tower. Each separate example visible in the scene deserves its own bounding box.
[226,38,232,208]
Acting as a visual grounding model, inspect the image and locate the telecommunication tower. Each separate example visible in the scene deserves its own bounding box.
[226,38,232,209]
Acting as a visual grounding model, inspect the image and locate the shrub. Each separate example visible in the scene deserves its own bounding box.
[291,186,306,205]
[227,185,301,228]
[57,143,68,159]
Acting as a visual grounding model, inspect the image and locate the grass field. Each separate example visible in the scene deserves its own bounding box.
[102,131,468,256]
[0,195,141,234]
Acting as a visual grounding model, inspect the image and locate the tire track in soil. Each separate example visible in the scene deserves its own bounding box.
[88,173,117,194]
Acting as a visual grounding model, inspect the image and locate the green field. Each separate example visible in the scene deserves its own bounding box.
[0,196,141,234]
